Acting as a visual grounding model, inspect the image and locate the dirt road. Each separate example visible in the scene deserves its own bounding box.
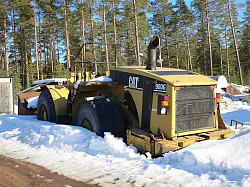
[0,155,94,187]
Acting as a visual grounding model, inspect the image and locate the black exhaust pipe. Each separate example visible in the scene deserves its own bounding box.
[146,36,159,70]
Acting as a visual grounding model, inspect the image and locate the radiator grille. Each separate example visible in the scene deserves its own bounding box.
[175,86,216,133]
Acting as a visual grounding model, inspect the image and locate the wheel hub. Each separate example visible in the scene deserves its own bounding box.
[40,105,48,121]
[82,120,92,131]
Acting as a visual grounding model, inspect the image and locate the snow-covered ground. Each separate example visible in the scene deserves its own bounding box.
[1,88,250,186]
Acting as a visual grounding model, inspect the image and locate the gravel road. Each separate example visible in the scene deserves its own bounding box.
[0,155,94,187]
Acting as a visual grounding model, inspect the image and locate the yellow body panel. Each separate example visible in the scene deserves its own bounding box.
[110,66,231,144]
[112,66,218,86]
[46,85,69,116]
[69,72,90,87]
[150,84,173,139]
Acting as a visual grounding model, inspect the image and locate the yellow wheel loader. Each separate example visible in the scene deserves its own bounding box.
[36,36,234,157]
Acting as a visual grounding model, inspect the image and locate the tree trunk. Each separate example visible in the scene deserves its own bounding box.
[23,15,29,87]
[0,45,3,69]
[20,48,24,87]
[90,4,97,73]
[158,36,162,68]
[202,14,207,75]
[103,0,109,71]
[184,19,192,71]
[49,26,54,78]
[112,1,117,65]
[44,35,47,73]
[132,0,141,66]
[46,29,49,69]
[64,0,71,76]
[129,22,137,64]
[52,27,56,73]
[165,32,170,68]
[3,1,9,75]
[206,0,213,76]
[33,0,39,79]
[39,11,43,79]
[227,0,243,85]
[112,1,117,45]
[219,37,223,75]
[162,2,170,68]
[225,24,230,82]
[56,36,59,64]
[176,43,179,69]
[13,10,18,73]
[81,0,85,70]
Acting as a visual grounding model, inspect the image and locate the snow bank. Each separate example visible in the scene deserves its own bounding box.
[89,76,112,82]
[209,76,228,93]
[74,80,81,89]
[0,100,250,186]
[220,93,250,135]
[229,83,249,94]
[27,96,39,109]
[0,84,249,186]
[33,78,67,85]
[75,76,113,89]
[14,101,18,115]
[221,95,250,114]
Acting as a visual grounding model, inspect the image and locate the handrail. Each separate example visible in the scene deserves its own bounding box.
[66,42,117,87]
[230,119,243,129]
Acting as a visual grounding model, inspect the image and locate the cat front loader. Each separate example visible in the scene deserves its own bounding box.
[36,37,234,157]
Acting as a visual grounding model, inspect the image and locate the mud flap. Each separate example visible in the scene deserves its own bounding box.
[141,80,154,131]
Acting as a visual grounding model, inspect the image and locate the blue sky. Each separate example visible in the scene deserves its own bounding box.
[167,0,246,21]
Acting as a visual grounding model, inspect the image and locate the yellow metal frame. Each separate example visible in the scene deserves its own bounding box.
[46,85,70,116]
[126,127,234,156]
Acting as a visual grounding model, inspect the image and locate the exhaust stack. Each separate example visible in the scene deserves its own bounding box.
[146,36,159,70]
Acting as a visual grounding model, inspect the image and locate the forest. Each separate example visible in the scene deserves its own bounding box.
[0,0,249,94]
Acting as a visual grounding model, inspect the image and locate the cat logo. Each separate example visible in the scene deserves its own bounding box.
[129,76,139,88]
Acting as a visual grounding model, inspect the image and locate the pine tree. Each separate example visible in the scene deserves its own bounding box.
[205,0,213,75]
[192,0,207,74]
[64,0,71,78]
[239,1,250,85]
[132,0,141,66]
[3,1,9,75]
[151,0,173,68]
[227,0,243,85]
[175,0,194,71]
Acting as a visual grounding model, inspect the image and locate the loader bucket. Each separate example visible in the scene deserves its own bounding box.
[18,92,41,115]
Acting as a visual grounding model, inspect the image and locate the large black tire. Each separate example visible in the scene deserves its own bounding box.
[76,99,126,141]
[37,90,56,123]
